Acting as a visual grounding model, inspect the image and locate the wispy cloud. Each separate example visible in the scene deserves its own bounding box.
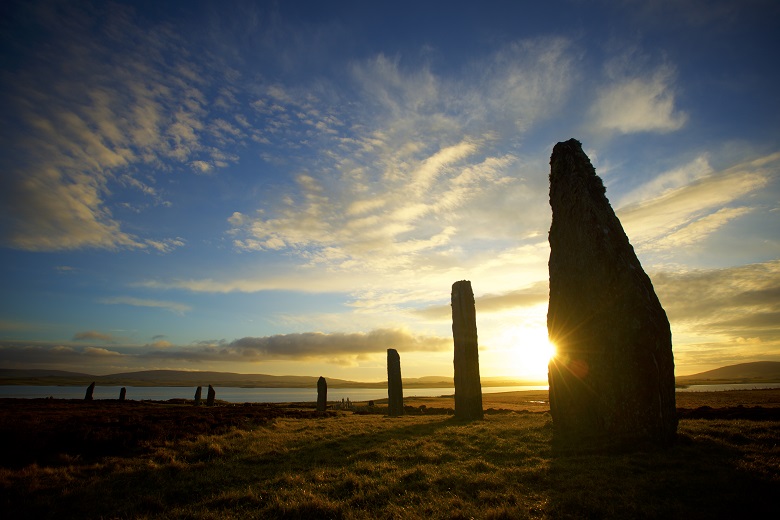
[144,238,187,254]
[618,152,778,252]
[100,297,192,315]
[591,55,687,134]
[226,38,573,305]
[0,3,240,252]
[617,155,714,208]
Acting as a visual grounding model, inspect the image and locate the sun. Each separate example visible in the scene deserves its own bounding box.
[492,325,556,381]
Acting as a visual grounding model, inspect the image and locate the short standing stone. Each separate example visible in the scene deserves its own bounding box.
[84,382,95,401]
[317,376,327,412]
[194,386,202,406]
[206,384,216,406]
[452,280,483,420]
[387,348,404,417]
[547,138,677,448]
[119,387,126,401]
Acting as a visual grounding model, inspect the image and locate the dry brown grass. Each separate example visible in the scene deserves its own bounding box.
[1,390,778,519]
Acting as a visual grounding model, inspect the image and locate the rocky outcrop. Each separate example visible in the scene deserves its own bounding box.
[452,280,483,420]
[547,138,677,448]
[387,349,404,416]
[317,376,327,412]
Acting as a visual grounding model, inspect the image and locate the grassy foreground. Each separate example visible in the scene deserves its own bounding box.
[1,390,779,519]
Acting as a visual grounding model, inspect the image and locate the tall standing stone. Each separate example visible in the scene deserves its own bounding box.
[119,387,126,401]
[317,376,327,412]
[84,382,95,401]
[194,386,202,406]
[387,348,404,417]
[206,384,216,406]
[452,280,483,420]
[547,138,677,448]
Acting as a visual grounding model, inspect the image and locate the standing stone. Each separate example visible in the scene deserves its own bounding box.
[84,382,95,401]
[194,386,202,406]
[547,138,677,448]
[452,280,483,420]
[387,348,404,417]
[317,376,327,412]
[206,384,216,406]
[119,387,126,401]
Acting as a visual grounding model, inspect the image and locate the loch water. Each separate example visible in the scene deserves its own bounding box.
[1,383,778,402]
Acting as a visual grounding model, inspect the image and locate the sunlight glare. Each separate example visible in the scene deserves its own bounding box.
[496,325,556,381]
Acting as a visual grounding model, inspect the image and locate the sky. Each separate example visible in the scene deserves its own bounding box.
[1,0,779,382]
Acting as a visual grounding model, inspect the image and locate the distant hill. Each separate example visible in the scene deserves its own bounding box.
[0,369,540,388]
[677,361,780,384]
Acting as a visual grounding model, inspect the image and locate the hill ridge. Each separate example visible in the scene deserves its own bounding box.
[677,361,780,382]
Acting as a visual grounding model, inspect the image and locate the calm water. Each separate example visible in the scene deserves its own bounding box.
[0,385,548,403]
[1,383,777,402]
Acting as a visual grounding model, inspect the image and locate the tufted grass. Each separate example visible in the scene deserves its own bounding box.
[1,392,779,519]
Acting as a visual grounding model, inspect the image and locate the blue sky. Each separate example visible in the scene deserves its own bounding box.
[1,0,779,380]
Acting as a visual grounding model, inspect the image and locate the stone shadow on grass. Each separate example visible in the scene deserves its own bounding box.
[546,426,780,518]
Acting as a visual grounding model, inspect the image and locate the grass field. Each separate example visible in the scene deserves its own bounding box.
[1,390,779,519]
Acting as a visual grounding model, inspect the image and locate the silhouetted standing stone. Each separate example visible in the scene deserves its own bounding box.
[387,348,404,416]
[452,280,483,420]
[317,376,327,412]
[84,382,95,401]
[547,138,677,448]
[194,386,202,406]
[119,387,126,401]
[206,385,216,406]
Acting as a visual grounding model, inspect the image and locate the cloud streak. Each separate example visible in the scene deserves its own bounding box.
[618,152,778,252]
[100,297,192,315]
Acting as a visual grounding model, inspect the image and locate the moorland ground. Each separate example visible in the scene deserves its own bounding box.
[1,389,779,519]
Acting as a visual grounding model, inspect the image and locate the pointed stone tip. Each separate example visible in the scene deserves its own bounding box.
[552,138,582,156]
[550,138,600,187]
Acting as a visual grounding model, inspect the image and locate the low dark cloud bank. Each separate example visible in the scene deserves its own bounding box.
[653,260,780,343]
[0,329,450,370]
[148,329,450,364]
